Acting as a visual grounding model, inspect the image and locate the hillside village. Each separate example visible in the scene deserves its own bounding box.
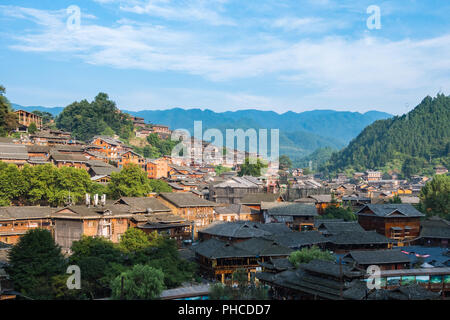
[0,105,449,301]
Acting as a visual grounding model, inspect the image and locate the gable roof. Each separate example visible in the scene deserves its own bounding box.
[0,143,28,160]
[198,221,290,239]
[265,202,318,217]
[357,204,425,218]
[193,237,292,259]
[316,221,365,235]
[114,197,171,213]
[0,206,54,220]
[327,230,392,245]
[240,193,281,204]
[158,192,217,207]
[269,231,328,249]
[344,249,410,265]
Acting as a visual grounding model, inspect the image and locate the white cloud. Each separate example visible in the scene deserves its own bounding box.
[1,4,449,113]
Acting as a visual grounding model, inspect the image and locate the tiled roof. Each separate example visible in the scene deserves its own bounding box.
[344,249,410,265]
[327,230,392,245]
[159,192,217,207]
[0,143,28,160]
[316,221,365,235]
[357,204,425,218]
[114,197,171,213]
[0,206,55,220]
[265,202,318,217]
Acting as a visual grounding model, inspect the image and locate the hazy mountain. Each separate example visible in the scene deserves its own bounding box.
[11,103,64,117]
[12,102,392,159]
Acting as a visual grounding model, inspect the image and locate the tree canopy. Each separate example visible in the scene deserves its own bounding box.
[419,174,450,219]
[288,246,335,267]
[110,264,165,300]
[0,85,18,136]
[7,229,66,299]
[238,158,268,177]
[55,93,134,142]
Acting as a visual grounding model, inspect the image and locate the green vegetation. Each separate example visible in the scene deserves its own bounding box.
[55,93,134,142]
[110,264,165,300]
[8,229,198,300]
[279,155,292,170]
[107,164,171,198]
[238,158,268,177]
[0,162,172,206]
[209,268,269,300]
[419,174,450,219]
[131,133,179,159]
[318,205,357,221]
[0,162,101,206]
[292,146,336,170]
[0,85,18,136]
[7,229,66,299]
[322,94,450,177]
[214,164,231,175]
[288,246,335,267]
[27,122,37,134]
[32,110,54,125]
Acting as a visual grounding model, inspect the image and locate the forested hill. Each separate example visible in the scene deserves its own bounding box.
[322,94,450,176]
[55,93,134,141]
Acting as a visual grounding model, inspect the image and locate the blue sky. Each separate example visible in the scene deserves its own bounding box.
[0,0,449,114]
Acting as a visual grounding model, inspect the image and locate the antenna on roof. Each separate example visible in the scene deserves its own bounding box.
[85,193,91,207]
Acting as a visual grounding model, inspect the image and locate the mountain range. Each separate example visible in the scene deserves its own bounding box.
[11,103,391,161]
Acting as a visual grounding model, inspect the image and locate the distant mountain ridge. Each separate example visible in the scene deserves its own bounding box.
[11,102,391,159]
[322,94,450,176]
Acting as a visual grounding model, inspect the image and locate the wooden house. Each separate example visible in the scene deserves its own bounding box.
[0,207,54,244]
[357,204,425,242]
[262,202,318,231]
[52,205,132,253]
[193,237,293,283]
[343,249,411,271]
[156,192,217,237]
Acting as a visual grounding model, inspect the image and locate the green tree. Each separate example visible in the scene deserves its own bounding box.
[119,228,152,252]
[419,174,450,219]
[107,164,153,199]
[148,179,172,193]
[279,155,292,170]
[215,164,231,175]
[288,246,335,267]
[388,194,403,204]
[27,122,37,134]
[238,158,267,177]
[7,229,66,299]
[110,264,165,300]
[318,205,357,221]
[0,85,18,136]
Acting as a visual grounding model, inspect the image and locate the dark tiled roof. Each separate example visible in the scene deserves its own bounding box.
[258,257,294,271]
[114,197,171,213]
[418,218,450,239]
[357,204,425,218]
[317,221,365,235]
[89,165,120,176]
[193,237,292,259]
[344,249,410,265]
[52,205,132,219]
[270,231,328,249]
[327,231,392,245]
[240,193,281,204]
[367,284,440,300]
[0,206,54,220]
[26,145,50,153]
[0,143,28,160]
[265,202,318,217]
[159,192,217,207]
[50,152,88,162]
[300,259,363,278]
[199,221,290,239]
